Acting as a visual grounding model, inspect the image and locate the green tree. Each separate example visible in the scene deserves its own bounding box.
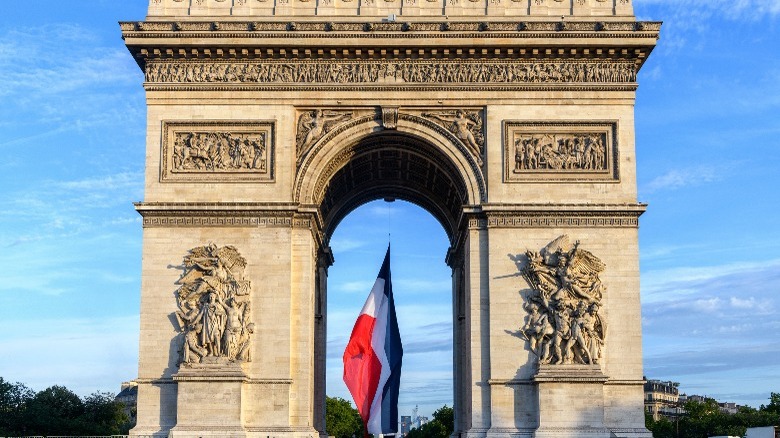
[80,391,132,434]
[407,405,454,438]
[326,396,363,438]
[761,392,780,415]
[0,378,132,435]
[645,412,675,438]
[0,377,34,435]
[646,394,780,438]
[23,385,86,435]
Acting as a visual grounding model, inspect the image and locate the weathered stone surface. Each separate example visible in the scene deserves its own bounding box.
[126,1,657,436]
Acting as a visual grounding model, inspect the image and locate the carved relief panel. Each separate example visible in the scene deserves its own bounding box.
[296,109,357,166]
[503,121,618,182]
[520,235,606,366]
[293,107,486,170]
[420,108,485,166]
[161,120,275,182]
[145,60,637,86]
[174,244,254,366]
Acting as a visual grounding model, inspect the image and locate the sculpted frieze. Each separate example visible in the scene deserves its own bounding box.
[161,121,274,182]
[503,121,617,182]
[174,244,254,366]
[145,60,637,85]
[520,235,606,366]
[421,109,484,165]
[296,110,354,164]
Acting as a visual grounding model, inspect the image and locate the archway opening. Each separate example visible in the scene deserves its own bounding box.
[326,200,454,428]
[309,129,474,434]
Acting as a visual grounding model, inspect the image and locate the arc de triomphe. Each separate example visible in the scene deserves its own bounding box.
[121,1,659,437]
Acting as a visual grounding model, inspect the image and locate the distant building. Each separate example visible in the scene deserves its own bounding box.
[718,402,741,415]
[401,415,412,436]
[115,381,138,423]
[644,379,681,421]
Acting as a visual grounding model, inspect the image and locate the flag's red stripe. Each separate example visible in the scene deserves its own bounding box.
[343,313,382,426]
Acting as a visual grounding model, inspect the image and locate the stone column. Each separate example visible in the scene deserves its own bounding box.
[463,217,491,438]
[313,247,333,437]
[448,248,466,436]
[288,214,319,436]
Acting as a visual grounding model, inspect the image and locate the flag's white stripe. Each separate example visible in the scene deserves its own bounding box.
[367,291,391,434]
[360,278,385,317]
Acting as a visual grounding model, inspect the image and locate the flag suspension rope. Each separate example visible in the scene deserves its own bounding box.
[343,245,403,436]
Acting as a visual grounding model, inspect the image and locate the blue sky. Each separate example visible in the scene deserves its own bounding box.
[0,0,778,421]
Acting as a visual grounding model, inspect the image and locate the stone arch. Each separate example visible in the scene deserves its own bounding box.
[294,111,486,242]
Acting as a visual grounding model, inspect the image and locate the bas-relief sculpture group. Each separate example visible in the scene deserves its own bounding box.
[521,235,606,366]
[173,131,268,172]
[145,61,637,85]
[513,133,607,172]
[173,244,254,366]
[293,108,486,166]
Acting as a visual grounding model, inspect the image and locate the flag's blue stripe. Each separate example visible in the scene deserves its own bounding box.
[380,245,403,433]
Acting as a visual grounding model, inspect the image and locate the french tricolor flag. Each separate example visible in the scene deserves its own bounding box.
[343,246,403,435]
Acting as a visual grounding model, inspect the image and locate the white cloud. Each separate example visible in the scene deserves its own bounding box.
[58,171,142,191]
[332,280,374,294]
[642,258,780,300]
[642,165,719,193]
[329,237,367,252]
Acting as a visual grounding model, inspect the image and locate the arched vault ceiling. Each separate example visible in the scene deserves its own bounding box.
[317,132,469,242]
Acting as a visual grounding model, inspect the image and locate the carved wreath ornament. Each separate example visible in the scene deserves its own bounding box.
[520,235,606,366]
[173,244,254,366]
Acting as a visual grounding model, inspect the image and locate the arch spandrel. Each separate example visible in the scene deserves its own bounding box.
[294,110,487,240]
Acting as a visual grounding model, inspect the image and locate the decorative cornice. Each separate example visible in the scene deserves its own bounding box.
[143,83,639,92]
[488,379,534,386]
[122,20,660,75]
[121,20,661,37]
[481,203,646,228]
[605,379,645,386]
[134,202,313,229]
[135,377,176,385]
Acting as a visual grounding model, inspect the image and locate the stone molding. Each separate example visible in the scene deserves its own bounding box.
[460,204,645,234]
[135,376,292,384]
[482,204,645,228]
[121,20,661,35]
[146,0,635,17]
[134,203,317,229]
[135,377,176,384]
[244,426,323,433]
[488,378,645,386]
[160,120,275,182]
[534,365,608,384]
[503,121,618,182]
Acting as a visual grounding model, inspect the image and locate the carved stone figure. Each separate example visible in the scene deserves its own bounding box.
[172,131,266,172]
[513,133,607,172]
[296,109,353,162]
[422,109,484,165]
[174,244,253,366]
[145,60,637,85]
[520,235,606,365]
